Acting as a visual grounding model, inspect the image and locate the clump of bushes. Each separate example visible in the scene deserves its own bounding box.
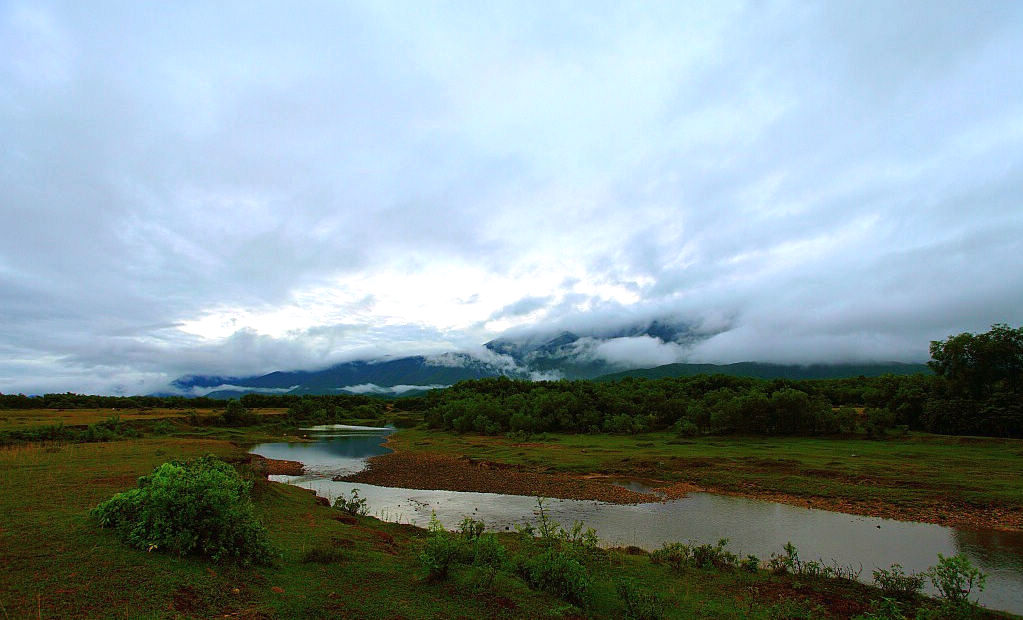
[333,488,369,516]
[92,455,276,565]
[872,563,924,599]
[515,548,591,605]
[219,401,260,426]
[650,538,742,571]
[418,513,470,581]
[767,542,860,580]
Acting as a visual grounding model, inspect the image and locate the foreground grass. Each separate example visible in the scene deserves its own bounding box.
[1,435,980,619]
[389,429,1023,524]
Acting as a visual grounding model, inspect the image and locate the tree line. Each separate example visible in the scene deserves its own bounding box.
[405,324,1022,438]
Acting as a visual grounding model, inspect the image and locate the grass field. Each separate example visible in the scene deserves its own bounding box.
[388,429,1023,527]
[0,411,1018,618]
[0,407,288,431]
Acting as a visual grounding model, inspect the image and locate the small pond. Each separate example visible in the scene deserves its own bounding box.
[251,429,1023,615]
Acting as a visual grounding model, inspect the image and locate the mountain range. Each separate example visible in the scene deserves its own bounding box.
[168,322,930,398]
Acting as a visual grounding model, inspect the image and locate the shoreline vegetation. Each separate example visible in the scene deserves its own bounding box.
[342,431,1023,532]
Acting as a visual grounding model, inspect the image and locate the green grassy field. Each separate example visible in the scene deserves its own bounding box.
[0,407,287,431]
[389,429,1023,526]
[0,410,1017,618]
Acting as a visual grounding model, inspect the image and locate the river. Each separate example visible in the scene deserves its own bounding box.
[251,426,1023,615]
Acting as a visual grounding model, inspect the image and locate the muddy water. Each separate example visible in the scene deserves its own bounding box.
[251,431,1023,615]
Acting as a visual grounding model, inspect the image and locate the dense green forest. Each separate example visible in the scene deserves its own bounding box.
[409,324,1022,439]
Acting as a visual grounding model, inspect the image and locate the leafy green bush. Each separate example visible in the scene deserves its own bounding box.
[925,553,986,605]
[458,515,486,540]
[741,554,760,573]
[650,538,739,571]
[469,533,507,589]
[418,513,465,581]
[616,578,666,620]
[516,548,590,605]
[333,488,369,516]
[872,564,924,599]
[92,456,276,565]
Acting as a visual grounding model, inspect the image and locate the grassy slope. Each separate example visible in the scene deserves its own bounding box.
[389,430,1023,516]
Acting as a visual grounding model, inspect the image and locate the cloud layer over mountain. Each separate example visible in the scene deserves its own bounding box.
[2,2,1022,394]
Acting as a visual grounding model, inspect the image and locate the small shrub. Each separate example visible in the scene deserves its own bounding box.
[469,533,507,589]
[616,578,666,620]
[872,564,924,599]
[650,541,690,572]
[925,553,986,605]
[672,419,699,438]
[458,516,486,541]
[691,538,737,569]
[418,513,464,581]
[516,548,590,605]
[150,420,175,435]
[741,554,760,573]
[768,541,800,574]
[333,488,369,516]
[92,456,276,565]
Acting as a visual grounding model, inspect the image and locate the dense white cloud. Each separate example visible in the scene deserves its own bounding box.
[1,1,1022,394]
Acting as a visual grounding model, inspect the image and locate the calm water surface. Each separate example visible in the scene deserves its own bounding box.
[251,430,1023,615]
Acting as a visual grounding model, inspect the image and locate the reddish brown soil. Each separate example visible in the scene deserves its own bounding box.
[338,451,659,504]
[338,448,1023,532]
[249,454,304,476]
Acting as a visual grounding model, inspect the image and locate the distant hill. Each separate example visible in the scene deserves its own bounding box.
[594,361,931,382]
[171,355,503,399]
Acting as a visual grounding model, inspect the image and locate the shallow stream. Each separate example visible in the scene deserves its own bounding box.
[251,427,1023,615]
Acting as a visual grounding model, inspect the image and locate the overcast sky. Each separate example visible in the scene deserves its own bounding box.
[2,1,1022,395]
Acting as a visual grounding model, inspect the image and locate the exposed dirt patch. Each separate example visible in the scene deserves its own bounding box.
[351,441,1023,531]
[338,451,659,504]
[249,454,304,476]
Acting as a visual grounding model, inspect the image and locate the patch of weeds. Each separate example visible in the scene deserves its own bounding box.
[853,597,907,620]
[301,546,345,564]
[763,597,828,619]
[515,548,590,605]
[616,578,666,620]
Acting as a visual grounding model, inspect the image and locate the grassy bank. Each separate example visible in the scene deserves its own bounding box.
[387,429,1023,529]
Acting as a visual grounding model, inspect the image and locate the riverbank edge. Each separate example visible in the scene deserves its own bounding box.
[341,433,1023,532]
